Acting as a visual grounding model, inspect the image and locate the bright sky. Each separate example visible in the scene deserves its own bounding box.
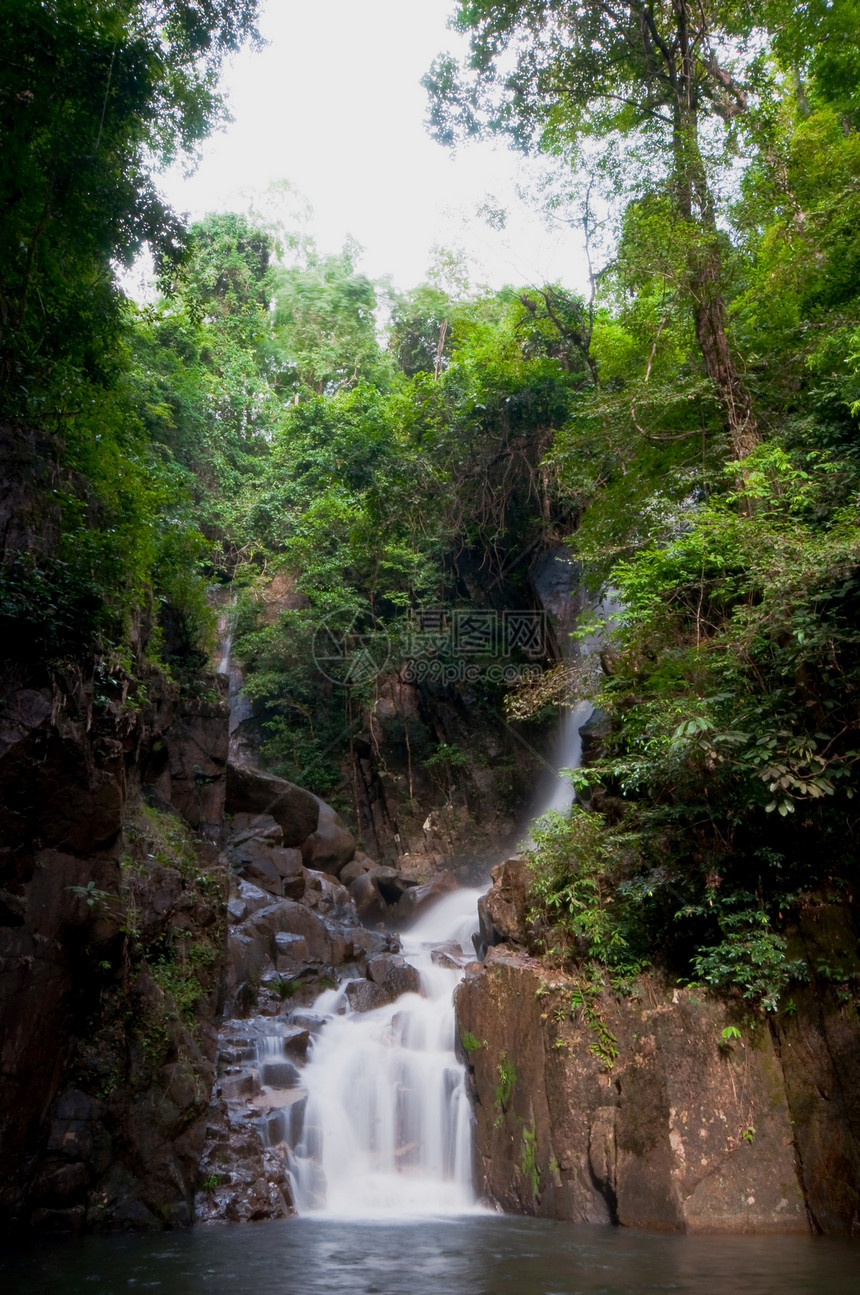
[155,0,589,294]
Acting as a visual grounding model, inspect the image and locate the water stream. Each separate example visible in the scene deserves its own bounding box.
[242,552,604,1217]
[266,888,483,1217]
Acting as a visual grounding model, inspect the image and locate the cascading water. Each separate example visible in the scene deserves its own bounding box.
[240,553,611,1220]
[264,888,484,1218]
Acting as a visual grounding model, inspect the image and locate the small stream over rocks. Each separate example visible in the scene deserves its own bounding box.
[193,798,471,1224]
[195,769,488,1223]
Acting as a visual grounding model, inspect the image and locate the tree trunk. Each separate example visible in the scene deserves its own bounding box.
[672,84,759,463]
[690,244,758,461]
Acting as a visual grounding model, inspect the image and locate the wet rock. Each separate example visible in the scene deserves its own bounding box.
[300,798,356,876]
[228,813,283,846]
[288,1011,330,1035]
[302,869,353,914]
[236,879,272,916]
[260,1060,301,1089]
[394,872,457,924]
[273,932,312,976]
[229,837,285,894]
[227,895,249,924]
[365,866,415,905]
[250,899,332,965]
[194,1093,293,1225]
[431,948,462,970]
[348,871,388,922]
[219,1073,260,1101]
[339,854,374,886]
[345,979,390,1012]
[456,948,810,1232]
[366,954,421,998]
[226,762,319,847]
[479,855,531,948]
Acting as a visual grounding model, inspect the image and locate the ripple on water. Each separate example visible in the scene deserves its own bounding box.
[3,1217,860,1295]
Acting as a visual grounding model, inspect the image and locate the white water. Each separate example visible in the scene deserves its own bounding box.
[250,565,614,1218]
[538,697,594,818]
[281,888,484,1218]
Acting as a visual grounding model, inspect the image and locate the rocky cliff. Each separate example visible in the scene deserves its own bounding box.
[458,856,860,1235]
[0,656,232,1230]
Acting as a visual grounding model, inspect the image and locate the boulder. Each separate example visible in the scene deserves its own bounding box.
[259,1061,301,1089]
[236,879,273,916]
[227,895,249,925]
[302,869,353,914]
[226,763,319,847]
[348,872,388,923]
[394,872,457,924]
[340,853,375,886]
[228,838,306,900]
[366,867,416,906]
[366,954,421,999]
[431,947,462,970]
[229,838,284,895]
[273,932,311,976]
[249,900,333,966]
[300,798,356,876]
[480,855,532,947]
[228,813,283,846]
[345,980,390,1013]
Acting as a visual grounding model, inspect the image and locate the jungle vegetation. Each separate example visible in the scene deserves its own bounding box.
[2,0,860,1010]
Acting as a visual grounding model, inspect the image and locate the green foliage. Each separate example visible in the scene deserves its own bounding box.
[569,977,620,1069]
[460,1030,483,1055]
[494,1051,516,1125]
[524,807,642,974]
[520,1118,540,1197]
[272,239,391,398]
[0,0,261,405]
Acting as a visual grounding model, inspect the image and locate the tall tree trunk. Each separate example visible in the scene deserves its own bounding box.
[690,244,758,461]
[673,83,759,463]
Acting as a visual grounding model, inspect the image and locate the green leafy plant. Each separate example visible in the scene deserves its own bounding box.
[494,1051,516,1125]
[520,1117,541,1198]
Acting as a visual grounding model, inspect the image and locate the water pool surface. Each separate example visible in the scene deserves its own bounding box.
[3,1216,860,1295]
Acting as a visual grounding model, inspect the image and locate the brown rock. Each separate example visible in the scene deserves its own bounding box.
[228,813,283,846]
[481,855,532,947]
[226,763,319,847]
[348,872,388,922]
[394,872,458,924]
[300,799,356,876]
[345,979,390,1012]
[340,854,375,886]
[366,952,421,995]
[455,950,811,1232]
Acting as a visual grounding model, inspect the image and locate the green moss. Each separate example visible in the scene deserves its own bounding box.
[520,1118,541,1198]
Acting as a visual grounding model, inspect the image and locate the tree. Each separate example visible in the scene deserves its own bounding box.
[425,0,762,460]
[271,240,390,399]
[0,0,262,404]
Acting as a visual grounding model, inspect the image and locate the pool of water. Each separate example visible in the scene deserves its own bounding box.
[3,1216,859,1295]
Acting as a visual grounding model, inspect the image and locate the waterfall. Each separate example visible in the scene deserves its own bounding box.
[245,552,610,1219]
[267,888,483,1218]
[538,697,594,818]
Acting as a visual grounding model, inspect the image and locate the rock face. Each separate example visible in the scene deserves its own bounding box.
[0,658,231,1233]
[457,870,860,1235]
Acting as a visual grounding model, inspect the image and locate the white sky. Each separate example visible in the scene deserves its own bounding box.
[155,0,589,295]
